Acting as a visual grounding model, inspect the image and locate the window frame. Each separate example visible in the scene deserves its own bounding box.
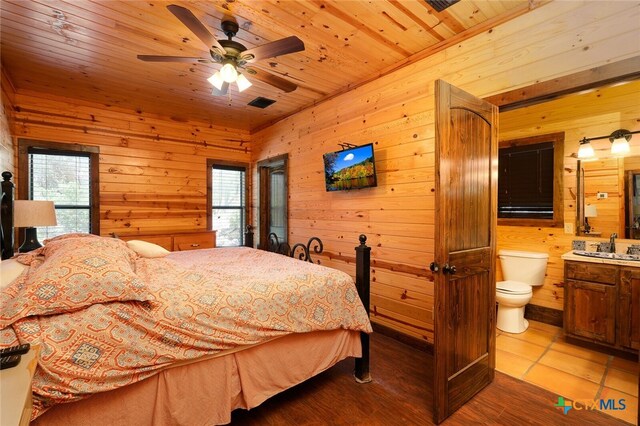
[17,139,100,240]
[206,159,249,247]
[497,132,564,227]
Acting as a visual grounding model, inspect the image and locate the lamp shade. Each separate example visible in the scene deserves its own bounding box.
[14,200,57,227]
[578,140,595,159]
[610,136,630,155]
[584,204,598,218]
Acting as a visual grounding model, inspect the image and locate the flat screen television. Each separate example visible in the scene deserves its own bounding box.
[323,143,377,191]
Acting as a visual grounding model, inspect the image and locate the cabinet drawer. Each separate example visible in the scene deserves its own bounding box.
[174,233,215,251]
[565,262,618,285]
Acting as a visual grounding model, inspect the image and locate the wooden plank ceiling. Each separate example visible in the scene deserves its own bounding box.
[0,0,532,132]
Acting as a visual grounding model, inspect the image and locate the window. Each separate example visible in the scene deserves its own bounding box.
[498,133,564,225]
[18,139,100,240]
[207,161,248,247]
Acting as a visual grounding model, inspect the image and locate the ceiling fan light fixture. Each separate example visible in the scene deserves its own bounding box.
[207,72,224,90]
[220,62,238,83]
[236,73,252,92]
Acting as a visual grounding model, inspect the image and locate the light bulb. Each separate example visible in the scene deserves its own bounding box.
[611,137,630,155]
[207,72,224,90]
[220,63,238,83]
[236,73,252,92]
[578,141,595,159]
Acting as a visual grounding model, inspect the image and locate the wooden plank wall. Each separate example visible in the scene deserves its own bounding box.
[9,90,251,237]
[251,1,640,342]
[499,80,640,311]
[0,71,15,173]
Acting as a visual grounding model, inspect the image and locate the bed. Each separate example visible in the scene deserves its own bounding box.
[0,171,372,425]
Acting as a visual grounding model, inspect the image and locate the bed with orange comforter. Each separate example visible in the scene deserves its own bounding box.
[0,234,372,423]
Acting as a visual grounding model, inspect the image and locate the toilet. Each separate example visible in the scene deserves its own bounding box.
[496,249,549,333]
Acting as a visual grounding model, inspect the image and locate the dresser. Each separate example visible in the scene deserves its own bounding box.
[120,231,216,252]
[0,347,39,426]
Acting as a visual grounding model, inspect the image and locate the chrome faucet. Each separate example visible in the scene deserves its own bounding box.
[609,233,617,253]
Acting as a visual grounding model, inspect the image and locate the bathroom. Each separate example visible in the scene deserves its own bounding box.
[494,78,639,424]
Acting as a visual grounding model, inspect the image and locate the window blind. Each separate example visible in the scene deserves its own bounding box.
[498,142,554,219]
[29,152,91,239]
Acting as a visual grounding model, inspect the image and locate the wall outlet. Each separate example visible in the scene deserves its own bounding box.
[597,192,608,199]
[564,222,574,234]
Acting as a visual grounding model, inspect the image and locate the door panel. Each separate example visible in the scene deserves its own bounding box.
[434,80,498,423]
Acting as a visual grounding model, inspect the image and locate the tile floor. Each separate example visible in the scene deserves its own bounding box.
[496,320,639,425]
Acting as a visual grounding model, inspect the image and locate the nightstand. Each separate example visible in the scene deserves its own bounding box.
[0,346,38,426]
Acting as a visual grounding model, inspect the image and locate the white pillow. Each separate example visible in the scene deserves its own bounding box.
[126,240,171,258]
[1,259,27,289]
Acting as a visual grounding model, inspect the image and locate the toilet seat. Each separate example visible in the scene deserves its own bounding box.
[496,280,531,295]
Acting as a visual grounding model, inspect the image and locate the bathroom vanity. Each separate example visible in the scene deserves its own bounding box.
[562,251,640,354]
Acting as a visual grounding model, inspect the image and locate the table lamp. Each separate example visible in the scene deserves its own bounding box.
[14,200,57,252]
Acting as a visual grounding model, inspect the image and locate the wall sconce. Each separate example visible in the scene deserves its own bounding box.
[14,200,57,252]
[578,129,640,159]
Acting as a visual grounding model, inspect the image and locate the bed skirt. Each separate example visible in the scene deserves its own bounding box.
[33,329,361,425]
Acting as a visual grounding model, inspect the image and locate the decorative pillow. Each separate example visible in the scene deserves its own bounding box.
[0,259,27,289]
[0,236,153,328]
[126,240,171,258]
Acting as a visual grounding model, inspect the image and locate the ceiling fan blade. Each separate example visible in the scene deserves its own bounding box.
[246,68,297,93]
[167,4,225,53]
[242,36,304,62]
[137,55,208,63]
[211,82,229,96]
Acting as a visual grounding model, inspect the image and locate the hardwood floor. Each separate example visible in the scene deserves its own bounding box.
[230,333,628,425]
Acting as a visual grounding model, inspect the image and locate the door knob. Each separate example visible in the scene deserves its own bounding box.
[429,262,439,272]
[442,264,457,274]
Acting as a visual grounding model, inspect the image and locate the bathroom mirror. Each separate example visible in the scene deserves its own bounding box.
[577,152,640,239]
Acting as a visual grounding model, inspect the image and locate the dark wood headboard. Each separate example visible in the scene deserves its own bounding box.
[1,171,15,260]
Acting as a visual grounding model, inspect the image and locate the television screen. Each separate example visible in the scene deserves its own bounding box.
[323,143,377,191]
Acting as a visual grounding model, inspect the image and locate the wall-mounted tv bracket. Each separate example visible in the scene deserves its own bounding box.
[338,143,358,151]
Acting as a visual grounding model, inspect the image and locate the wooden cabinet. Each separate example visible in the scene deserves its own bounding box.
[121,231,216,252]
[619,268,640,350]
[564,261,639,354]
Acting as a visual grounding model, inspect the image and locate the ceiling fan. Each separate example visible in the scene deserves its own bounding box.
[137,4,304,96]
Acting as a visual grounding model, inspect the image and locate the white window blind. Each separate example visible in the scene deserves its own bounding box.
[29,152,91,239]
[212,166,246,246]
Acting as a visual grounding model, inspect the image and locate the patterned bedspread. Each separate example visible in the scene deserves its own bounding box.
[0,242,371,418]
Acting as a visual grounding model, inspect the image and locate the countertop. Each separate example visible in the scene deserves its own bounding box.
[561,251,640,267]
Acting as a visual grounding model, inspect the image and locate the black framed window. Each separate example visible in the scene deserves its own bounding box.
[18,139,100,242]
[498,141,554,219]
[211,164,246,246]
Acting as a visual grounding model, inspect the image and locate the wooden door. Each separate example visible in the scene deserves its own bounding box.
[620,268,640,350]
[433,80,498,423]
[565,279,617,345]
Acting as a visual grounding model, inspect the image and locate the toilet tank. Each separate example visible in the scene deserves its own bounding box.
[498,250,549,286]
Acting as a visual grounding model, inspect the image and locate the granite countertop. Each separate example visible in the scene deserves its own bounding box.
[561,251,640,267]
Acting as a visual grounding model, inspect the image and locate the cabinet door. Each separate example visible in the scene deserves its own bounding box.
[565,279,616,344]
[619,268,640,350]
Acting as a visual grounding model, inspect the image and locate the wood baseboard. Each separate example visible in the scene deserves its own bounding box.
[371,323,433,354]
[524,304,563,328]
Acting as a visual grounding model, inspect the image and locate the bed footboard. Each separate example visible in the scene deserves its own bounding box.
[243,226,372,384]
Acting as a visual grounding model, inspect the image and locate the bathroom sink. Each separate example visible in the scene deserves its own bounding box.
[573,251,640,261]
